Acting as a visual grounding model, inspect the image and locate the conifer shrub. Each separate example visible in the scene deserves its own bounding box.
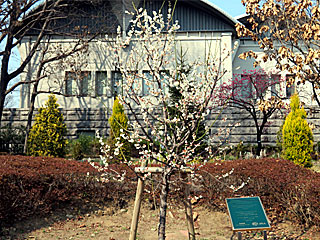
[282,94,313,167]
[27,94,68,157]
[107,97,131,162]
[167,53,208,158]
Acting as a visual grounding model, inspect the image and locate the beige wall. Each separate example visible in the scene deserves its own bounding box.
[18,31,234,110]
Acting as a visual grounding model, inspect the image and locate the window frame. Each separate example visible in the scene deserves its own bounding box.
[95,71,110,97]
[286,74,295,99]
[65,71,91,97]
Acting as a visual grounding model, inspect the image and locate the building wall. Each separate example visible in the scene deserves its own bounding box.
[18,31,235,110]
[233,39,316,105]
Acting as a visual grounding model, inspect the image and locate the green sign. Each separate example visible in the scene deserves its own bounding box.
[226,197,271,231]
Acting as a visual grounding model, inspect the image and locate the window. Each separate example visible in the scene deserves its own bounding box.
[286,74,295,98]
[239,74,253,99]
[76,130,95,137]
[142,70,167,96]
[234,74,275,100]
[142,71,152,95]
[96,71,109,96]
[65,72,73,95]
[65,71,91,96]
[254,74,268,97]
[112,71,123,96]
[271,75,281,97]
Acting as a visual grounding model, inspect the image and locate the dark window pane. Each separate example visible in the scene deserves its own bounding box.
[271,75,280,97]
[240,74,252,99]
[112,71,123,96]
[79,71,91,96]
[96,71,108,96]
[286,75,295,98]
[65,72,75,95]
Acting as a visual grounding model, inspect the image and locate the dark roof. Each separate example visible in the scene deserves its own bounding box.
[21,0,238,37]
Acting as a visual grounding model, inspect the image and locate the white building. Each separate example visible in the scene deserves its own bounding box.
[15,0,318,142]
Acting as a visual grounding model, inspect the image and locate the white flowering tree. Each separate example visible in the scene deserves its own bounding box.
[97,8,233,240]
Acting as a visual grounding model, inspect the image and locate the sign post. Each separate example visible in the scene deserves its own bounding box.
[226,197,271,240]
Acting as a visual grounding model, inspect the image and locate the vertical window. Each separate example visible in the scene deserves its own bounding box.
[96,71,108,96]
[255,74,268,96]
[142,70,167,96]
[239,74,252,99]
[65,72,74,95]
[142,71,151,95]
[65,71,91,96]
[79,71,90,96]
[112,71,123,96]
[271,75,280,97]
[286,74,295,98]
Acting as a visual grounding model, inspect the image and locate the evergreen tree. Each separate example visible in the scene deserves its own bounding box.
[27,94,68,157]
[282,94,313,167]
[168,51,208,157]
[107,97,131,162]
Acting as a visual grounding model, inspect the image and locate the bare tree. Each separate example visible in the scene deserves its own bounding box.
[0,0,125,152]
[1,0,123,125]
[22,36,90,154]
[0,0,66,125]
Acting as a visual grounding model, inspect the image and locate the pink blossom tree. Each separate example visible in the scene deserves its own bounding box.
[219,69,285,156]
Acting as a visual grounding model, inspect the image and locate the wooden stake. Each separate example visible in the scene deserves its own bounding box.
[129,161,147,240]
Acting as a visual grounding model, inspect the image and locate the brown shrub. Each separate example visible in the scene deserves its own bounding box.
[198,158,320,227]
[0,156,135,227]
[1,156,319,230]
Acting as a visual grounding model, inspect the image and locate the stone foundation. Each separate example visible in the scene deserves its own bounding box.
[2,107,320,146]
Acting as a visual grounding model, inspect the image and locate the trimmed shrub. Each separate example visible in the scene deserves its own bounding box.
[0,155,136,228]
[198,158,320,228]
[107,97,131,162]
[27,95,68,157]
[69,134,100,160]
[0,155,100,226]
[0,125,25,154]
[282,94,313,167]
[1,156,319,230]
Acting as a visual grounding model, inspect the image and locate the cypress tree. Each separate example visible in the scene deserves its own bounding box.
[107,97,131,162]
[27,94,68,157]
[168,52,208,157]
[282,94,313,167]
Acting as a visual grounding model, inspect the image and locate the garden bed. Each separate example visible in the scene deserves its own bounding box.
[0,155,319,238]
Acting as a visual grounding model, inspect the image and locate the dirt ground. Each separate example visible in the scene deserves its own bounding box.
[2,200,320,240]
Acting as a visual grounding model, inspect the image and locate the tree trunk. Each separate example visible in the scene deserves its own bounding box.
[0,87,7,126]
[182,172,195,240]
[23,82,39,154]
[256,132,262,157]
[0,50,11,127]
[158,168,171,240]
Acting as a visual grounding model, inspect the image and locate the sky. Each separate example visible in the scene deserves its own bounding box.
[7,0,247,108]
[209,0,246,17]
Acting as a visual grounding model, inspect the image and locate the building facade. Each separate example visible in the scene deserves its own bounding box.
[14,0,319,144]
